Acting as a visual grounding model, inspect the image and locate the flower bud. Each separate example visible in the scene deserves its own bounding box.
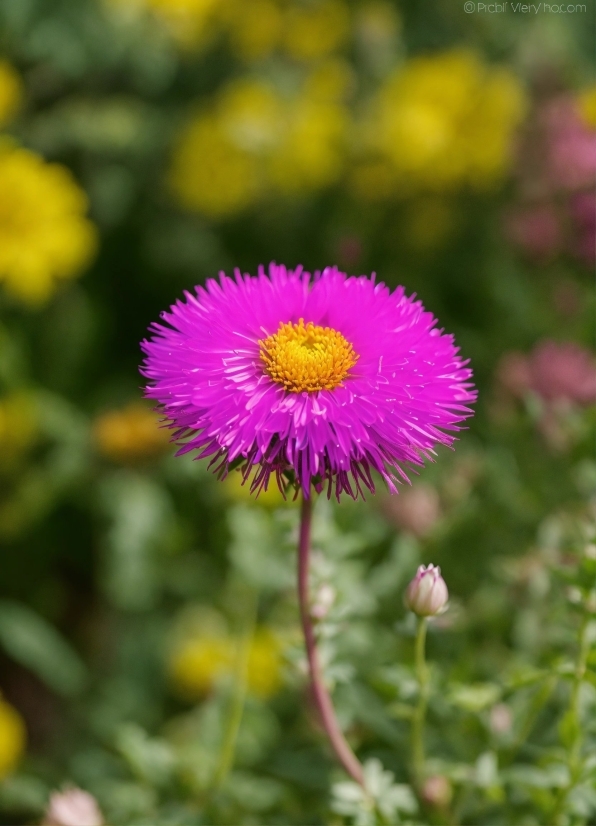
[43,787,103,826]
[405,564,448,617]
[422,775,453,809]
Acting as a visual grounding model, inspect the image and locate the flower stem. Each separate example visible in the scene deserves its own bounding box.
[412,616,429,787]
[297,493,365,786]
[213,591,257,791]
[551,613,592,826]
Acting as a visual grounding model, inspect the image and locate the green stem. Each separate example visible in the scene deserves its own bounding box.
[551,614,591,826]
[502,675,557,766]
[412,616,429,788]
[213,593,257,791]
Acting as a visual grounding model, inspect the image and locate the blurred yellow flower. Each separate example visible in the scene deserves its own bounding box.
[304,59,353,102]
[0,144,97,306]
[0,698,26,779]
[92,401,171,464]
[360,50,526,196]
[268,97,347,193]
[108,0,224,48]
[577,85,596,129]
[245,628,284,699]
[0,392,38,468]
[225,0,282,61]
[283,0,350,61]
[169,79,276,217]
[224,469,296,507]
[0,61,23,127]
[170,628,283,699]
[170,72,349,217]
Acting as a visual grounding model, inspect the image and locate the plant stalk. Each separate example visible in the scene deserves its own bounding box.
[552,613,592,826]
[412,616,429,787]
[213,590,256,791]
[297,493,365,786]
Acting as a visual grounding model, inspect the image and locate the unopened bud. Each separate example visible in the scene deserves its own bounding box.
[489,702,513,735]
[43,787,103,826]
[405,564,448,617]
[422,775,453,809]
[311,584,336,620]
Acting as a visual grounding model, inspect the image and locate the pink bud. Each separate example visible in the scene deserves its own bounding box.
[489,703,513,735]
[422,775,453,808]
[405,564,449,617]
[43,788,103,826]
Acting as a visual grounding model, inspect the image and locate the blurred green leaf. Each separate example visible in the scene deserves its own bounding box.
[0,600,87,697]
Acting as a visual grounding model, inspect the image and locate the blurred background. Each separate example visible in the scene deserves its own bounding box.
[0,0,594,824]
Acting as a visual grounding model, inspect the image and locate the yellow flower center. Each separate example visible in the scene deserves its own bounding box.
[259,318,358,393]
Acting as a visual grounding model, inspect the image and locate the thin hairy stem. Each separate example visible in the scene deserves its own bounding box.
[297,493,365,786]
[412,616,429,787]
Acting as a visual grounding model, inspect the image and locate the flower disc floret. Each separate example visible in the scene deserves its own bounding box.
[259,318,358,393]
[140,263,476,500]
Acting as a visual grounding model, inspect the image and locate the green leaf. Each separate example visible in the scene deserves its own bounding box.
[0,775,49,815]
[0,600,87,697]
[449,683,502,712]
[115,723,176,787]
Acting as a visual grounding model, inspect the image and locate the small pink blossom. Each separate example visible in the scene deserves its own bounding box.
[422,775,453,808]
[489,703,513,735]
[405,564,449,617]
[498,341,596,406]
[569,191,596,265]
[382,484,441,538]
[503,204,562,260]
[43,788,103,826]
[528,341,596,405]
[543,96,596,192]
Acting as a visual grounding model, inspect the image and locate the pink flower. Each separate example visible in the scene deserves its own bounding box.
[528,341,596,405]
[570,191,596,265]
[503,204,562,261]
[43,788,103,826]
[382,483,441,538]
[543,96,596,192]
[140,264,475,501]
[497,341,596,406]
[404,564,449,617]
[422,775,453,808]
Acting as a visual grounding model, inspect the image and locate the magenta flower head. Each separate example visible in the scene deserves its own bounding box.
[405,564,449,617]
[140,264,476,500]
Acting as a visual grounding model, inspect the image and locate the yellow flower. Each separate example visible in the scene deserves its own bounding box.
[0,698,26,779]
[108,0,224,48]
[170,75,349,217]
[246,628,283,699]
[92,401,171,464]
[169,79,281,218]
[0,392,38,469]
[225,0,282,61]
[364,50,526,195]
[223,469,297,507]
[304,59,354,102]
[0,61,23,127]
[268,96,348,193]
[283,0,350,62]
[169,628,284,700]
[0,144,97,306]
[577,85,596,129]
[170,636,233,696]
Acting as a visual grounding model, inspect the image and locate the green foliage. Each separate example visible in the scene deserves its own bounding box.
[0,0,594,824]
